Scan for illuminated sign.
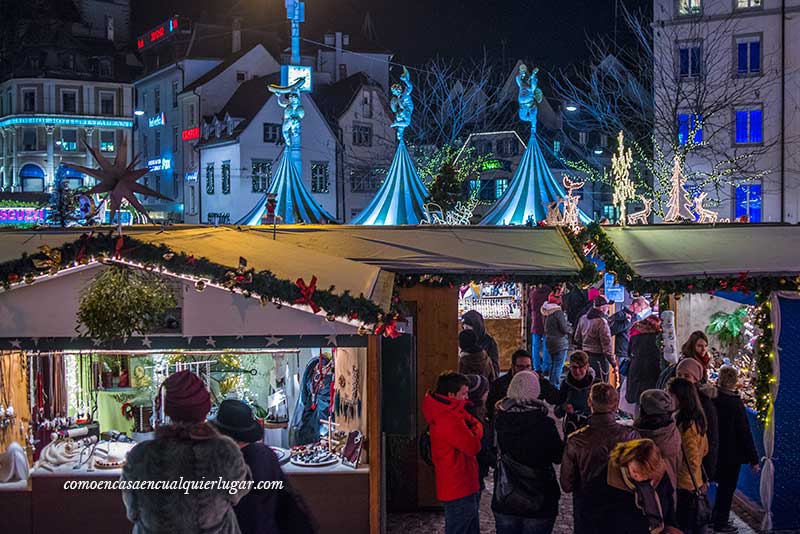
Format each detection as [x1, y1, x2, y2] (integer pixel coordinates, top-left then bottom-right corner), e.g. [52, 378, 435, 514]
[281, 65, 312, 92]
[137, 17, 181, 51]
[185, 172, 198, 182]
[182, 127, 200, 141]
[480, 159, 511, 172]
[0, 115, 132, 129]
[0, 207, 47, 225]
[147, 158, 171, 172]
[148, 112, 166, 128]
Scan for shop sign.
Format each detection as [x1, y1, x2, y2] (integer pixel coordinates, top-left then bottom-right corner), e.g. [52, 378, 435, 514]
[182, 127, 200, 141]
[148, 113, 166, 128]
[137, 17, 179, 50]
[147, 158, 171, 172]
[604, 272, 625, 303]
[185, 172, 198, 182]
[0, 207, 47, 225]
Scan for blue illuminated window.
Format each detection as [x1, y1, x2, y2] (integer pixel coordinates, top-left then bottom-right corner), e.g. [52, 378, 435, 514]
[495, 179, 509, 199]
[737, 37, 761, 74]
[735, 183, 762, 222]
[677, 113, 703, 145]
[61, 129, 77, 151]
[735, 108, 763, 144]
[469, 179, 481, 196]
[678, 43, 702, 77]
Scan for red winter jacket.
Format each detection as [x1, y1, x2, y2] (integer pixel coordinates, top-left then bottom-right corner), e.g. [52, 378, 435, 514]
[422, 392, 484, 502]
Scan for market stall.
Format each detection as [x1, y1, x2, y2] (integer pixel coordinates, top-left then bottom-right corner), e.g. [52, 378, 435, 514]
[0, 228, 392, 534]
[589, 223, 800, 532]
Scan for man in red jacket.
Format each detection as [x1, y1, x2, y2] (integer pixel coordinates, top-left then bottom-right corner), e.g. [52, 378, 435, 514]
[422, 372, 484, 534]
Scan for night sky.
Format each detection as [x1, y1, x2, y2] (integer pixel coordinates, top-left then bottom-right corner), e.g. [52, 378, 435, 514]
[134, 0, 651, 68]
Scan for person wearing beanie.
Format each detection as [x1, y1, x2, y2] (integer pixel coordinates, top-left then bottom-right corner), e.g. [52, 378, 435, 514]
[464, 374, 494, 497]
[122, 371, 252, 534]
[561, 383, 640, 534]
[634, 389, 682, 507]
[493, 371, 563, 533]
[675, 357, 720, 480]
[210, 400, 317, 534]
[712, 367, 759, 534]
[574, 295, 616, 383]
[542, 292, 573, 387]
[458, 329, 497, 382]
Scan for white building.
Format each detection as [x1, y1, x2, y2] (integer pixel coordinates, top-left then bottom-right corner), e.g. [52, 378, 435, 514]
[72, 0, 132, 46]
[653, 0, 800, 222]
[197, 74, 339, 224]
[0, 33, 134, 193]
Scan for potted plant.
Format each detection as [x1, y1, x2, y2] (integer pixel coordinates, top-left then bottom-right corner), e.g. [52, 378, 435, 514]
[705, 306, 750, 360]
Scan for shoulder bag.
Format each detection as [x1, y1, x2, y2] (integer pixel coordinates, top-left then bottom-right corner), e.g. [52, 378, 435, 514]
[491, 433, 555, 517]
[680, 444, 712, 529]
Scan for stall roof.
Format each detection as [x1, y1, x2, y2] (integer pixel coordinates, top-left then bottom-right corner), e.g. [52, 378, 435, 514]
[0, 228, 394, 310]
[602, 225, 800, 279]
[257, 225, 583, 276]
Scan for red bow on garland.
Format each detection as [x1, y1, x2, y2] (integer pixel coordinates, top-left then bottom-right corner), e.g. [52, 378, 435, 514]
[375, 317, 401, 338]
[114, 235, 125, 259]
[294, 276, 321, 314]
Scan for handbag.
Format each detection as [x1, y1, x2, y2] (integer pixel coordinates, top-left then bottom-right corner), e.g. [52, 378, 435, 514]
[491, 440, 555, 517]
[681, 444, 713, 529]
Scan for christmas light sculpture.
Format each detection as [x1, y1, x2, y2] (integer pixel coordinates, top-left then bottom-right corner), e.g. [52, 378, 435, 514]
[663, 156, 695, 223]
[691, 192, 720, 224]
[611, 131, 635, 226]
[627, 197, 653, 225]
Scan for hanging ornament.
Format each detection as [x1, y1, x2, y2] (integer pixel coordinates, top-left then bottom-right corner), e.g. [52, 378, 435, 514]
[195, 280, 207, 292]
[357, 325, 370, 336]
[294, 276, 321, 313]
[31, 245, 63, 275]
[259, 295, 270, 307]
[162, 253, 174, 261]
[24, 273, 36, 285]
[326, 313, 336, 322]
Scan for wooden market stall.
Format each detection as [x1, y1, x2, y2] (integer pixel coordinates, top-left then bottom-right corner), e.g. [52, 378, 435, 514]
[593, 224, 800, 532]
[0, 228, 394, 534]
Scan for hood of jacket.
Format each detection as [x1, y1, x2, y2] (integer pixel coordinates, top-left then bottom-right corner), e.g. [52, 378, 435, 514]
[541, 301, 562, 317]
[494, 398, 549, 434]
[461, 310, 487, 339]
[631, 317, 662, 335]
[586, 307, 607, 321]
[422, 392, 469, 426]
[564, 367, 595, 391]
[699, 383, 719, 400]
[460, 349, 490, 364]
[637, 421, 682, 459]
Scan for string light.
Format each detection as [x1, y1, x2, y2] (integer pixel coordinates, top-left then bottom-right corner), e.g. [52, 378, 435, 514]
[611, 131, 635, 226]
[663, 155, 696, 223]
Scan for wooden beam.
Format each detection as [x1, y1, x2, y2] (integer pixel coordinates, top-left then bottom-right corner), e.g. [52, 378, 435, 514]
[367, 335, 382, 534]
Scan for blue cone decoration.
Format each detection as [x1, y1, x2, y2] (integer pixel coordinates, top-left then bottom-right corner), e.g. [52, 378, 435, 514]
[351, 140, 429, 225]
[237, 149, 334, 225]
[479, 136, 591, 226]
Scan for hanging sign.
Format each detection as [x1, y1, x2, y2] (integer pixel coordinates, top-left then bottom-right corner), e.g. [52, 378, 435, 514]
[604, 272, 625, 303]
[148, 113, 166, 128]
[182, 127, 200, 141]
[0, 207, 47, 225]
[147, 158, 171, 172]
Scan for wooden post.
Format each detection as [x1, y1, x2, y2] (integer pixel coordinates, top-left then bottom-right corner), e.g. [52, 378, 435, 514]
[367, 335, 382, 534]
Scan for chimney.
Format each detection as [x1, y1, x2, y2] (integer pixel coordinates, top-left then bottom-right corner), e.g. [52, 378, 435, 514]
[324, 33, 335, 46]
[335, 32, 343, 81]
[232, 17, 242, 53]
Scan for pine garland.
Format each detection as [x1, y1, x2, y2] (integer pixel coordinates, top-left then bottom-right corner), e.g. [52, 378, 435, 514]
[753, 293, 775, 424]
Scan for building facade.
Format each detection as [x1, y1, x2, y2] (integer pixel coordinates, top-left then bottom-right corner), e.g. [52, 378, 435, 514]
[653, 0, 800, 222]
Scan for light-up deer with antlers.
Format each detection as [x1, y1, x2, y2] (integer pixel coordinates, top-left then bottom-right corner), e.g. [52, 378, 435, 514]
[627, 196, 653, 225]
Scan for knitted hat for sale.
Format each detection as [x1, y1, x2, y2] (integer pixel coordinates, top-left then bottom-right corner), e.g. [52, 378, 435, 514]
[676, 357, 704, 383]
[639, 389, 674, 416]
[159, 370, 211, 423]
[717, 365, 739, 390]
[466, 374, 489, 403]
[507, 371, 540, 402]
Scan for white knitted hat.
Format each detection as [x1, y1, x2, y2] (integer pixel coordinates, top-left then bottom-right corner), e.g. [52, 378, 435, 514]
[507, 371, 541, 402]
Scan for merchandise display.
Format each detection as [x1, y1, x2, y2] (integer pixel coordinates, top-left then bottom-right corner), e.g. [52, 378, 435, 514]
[289, 443, 339, 467]
[0, 442, 29, 482]
[270, 446, 290, 465]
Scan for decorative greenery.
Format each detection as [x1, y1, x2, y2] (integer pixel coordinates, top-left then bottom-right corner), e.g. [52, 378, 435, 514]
[427, 163, 464, 212]
[705, 307, 749, 358]
[77, 266, 176, 343]
[0, 231, 385, 323]
[753, 294, 775, 424]
[0, 200, 44, 208]
[48, 167, 80, 227]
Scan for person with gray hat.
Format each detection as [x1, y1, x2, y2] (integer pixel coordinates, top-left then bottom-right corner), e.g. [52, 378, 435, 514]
[634, 389, 682, 507]
[711, 366, 759, 534]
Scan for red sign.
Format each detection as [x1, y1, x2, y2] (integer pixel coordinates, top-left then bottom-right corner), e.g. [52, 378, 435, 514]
[137, 17, 182, 51]
[182, 127, 200, 141]
[137, 38, 145, 50]
[150, 26, 166, 42]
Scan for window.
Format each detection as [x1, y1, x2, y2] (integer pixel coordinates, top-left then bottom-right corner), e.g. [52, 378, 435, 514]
[22, 128, 36, 151]
[736, 36, 761, 75]
[311, 162, 330, 193]
[553, 140, 561, 155]
[339, 64, 348, 79]
[221, 161, 231, 194]
[469, 179, 481, 197]
[100, 92, 115, 115]
[23, 89, 35, 112]
[352, 124, 372, 146]
[737, 0, 761, 8]
[62, 90, 77, 113]
[20, 164, 44, 192]
[236, 71, 247, 82]
[61, 129, 77, 151]
[735, 183, 762, 222]
[173, 172, 180, 198]
[61, 54, 74, 70]
[206, 163, 215, 194]
[495, 179, 509, 200]
[578, 132, 587, 146]
[142, 134, 148, 159]
[600, 134, 609, 148]
[154, 88, 160, 114]
[735, 108, 763, 144]
[171, 81, 178, 108]
[362, 90, 373, 118]
[155, 131, 161, 155]
[677, 0, 702, 16]
[350, 167, 383, 192]
[154, 174, 161, 196]
[188, 103, 196, 127]
[173, 127, 178, 152]
[602, 204, 617, 223]
[478, 141, 493, 155]
[99, 60, 112, 78]
[678, 42, 702, 78]
[677, 113, 703, 145]
[263, 123, 281, 143]
[98, 131, 114, 153]
[252, 159, 273, 192]
[497, 138, 518, 157]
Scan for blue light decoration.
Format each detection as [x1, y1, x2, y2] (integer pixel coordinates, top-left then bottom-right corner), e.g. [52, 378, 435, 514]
[236, 149, 334, 225]
[479, 64, 590, 226]
[351, 67, 429, 225]
[148, 112, 166, 128]
[0, 115, 133, 129]
[735, 183, 762, 222]
[147, 158, 171, 172]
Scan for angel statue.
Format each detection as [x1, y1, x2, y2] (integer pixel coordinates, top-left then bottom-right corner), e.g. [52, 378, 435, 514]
[268, 77, 306, 148]
[390, 66, 413, 141]
[516, 63, 543, 132]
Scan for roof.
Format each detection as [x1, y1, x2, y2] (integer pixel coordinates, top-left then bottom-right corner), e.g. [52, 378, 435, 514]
[313, 72, 372, 121]
[181, 44, 273, 94]
[301, 32, 392, 55]
[253, 225, 583, 277]
[601, 225, 800, 279]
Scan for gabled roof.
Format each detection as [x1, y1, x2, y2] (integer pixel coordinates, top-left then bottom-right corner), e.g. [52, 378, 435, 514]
[298, 32, 392, 55]
[313, 72, 371, 121]
[181, 44, 275, 94]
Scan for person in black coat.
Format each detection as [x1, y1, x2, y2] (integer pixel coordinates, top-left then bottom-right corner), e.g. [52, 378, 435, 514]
[554, 351, 595, 436]
[462, 310, 501, 377]
[625, 315, 663, 408]
[486, 349, 560, 422]
[465, 374, 495, 494]
[493, 371, 563, 534]
[608, 297, 650, 361]
[712, 366, 760, 534]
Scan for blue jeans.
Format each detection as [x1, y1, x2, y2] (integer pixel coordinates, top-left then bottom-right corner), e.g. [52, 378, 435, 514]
[495, 513, 555, 534]
[548, 349, 568, 388]
[443, 492, 480, 534]
[531, 334, 550, 373]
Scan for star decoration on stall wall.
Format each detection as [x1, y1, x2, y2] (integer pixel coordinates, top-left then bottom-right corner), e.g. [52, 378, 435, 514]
[141, 336, 153, 348]
[64, 137, 172, 224]
[9, 339, 21, 349]
[205, 336, 217, 348]
[325, 334, 338, 346]
[265, 335, 283, 347]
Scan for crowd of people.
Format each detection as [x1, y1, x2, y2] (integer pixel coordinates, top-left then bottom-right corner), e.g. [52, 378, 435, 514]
[425, 284, 760, 534]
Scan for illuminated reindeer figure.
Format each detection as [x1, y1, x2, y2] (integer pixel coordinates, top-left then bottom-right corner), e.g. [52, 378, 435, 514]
[560, 176, 584, 233]
[691, 192, 719, 224]
[627, 196, 653, 225]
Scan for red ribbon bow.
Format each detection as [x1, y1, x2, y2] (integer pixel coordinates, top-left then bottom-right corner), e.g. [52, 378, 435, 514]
[114, 236, 125, 259]
[294, 276, 321, 314]
[375, 317, 401, 339]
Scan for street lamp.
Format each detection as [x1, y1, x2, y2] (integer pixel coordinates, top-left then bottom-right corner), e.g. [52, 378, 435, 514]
[593, 148, 603, 155]
[134, 110, 145, 116]
[565, 104, 578, 112]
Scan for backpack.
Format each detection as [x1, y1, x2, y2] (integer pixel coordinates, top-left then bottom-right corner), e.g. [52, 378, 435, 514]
[419, 426, 434, 466]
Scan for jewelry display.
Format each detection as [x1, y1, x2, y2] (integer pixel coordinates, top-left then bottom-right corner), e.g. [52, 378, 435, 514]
[290, 443, 339, 467]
